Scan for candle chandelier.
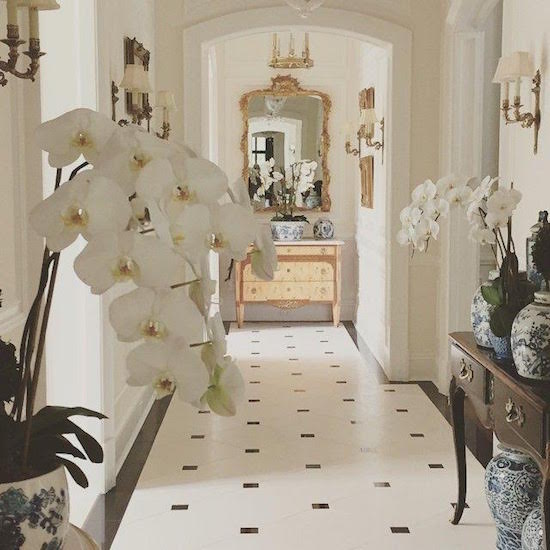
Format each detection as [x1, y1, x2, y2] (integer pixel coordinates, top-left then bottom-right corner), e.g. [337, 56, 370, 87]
[269, 32, 313, 69]
[0, 0, 59, 87]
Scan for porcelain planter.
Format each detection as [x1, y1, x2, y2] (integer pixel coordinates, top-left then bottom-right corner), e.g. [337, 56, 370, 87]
[0, 465, 69, 549]
[485, 446, 542, 550]
[491, 334, 513, 363]
[522, 508, 543, 550]
[511, 291, 550, 381]
[471, 270, 499, 349]
[271, 220, 306, 241]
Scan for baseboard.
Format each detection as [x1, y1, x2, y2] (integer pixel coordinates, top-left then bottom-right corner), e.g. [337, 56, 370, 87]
[115, 386, 155, 474]
[409, 351, 438, 382]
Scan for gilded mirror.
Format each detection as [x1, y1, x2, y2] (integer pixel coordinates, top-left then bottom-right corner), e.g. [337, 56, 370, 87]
[240, 76, 332, 211]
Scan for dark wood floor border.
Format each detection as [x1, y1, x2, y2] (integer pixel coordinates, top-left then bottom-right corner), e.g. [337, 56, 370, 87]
[83, 394, 173, 549]
[344, 321, 492, 467]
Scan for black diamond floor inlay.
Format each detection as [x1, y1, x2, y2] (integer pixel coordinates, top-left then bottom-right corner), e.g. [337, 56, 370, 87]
[247, 421, 260, 425]
[198, 410, 210, 414]
[249, 399, 260, 403]
[384, 389, 396, 393]
[190, 435, 205, 439]
[291, 372, 302, 376]
[250, 365, 261, 368]
[374, 482, 391, 488]
[396, 409, 408, 412]
[429, 464, 444, 469]
[287, 346, 296, 349]
[391, 527, 410, 534]
[324, 351, 334, 355]
[312, 503, 329, 509]
[240, 528, 259, 534]
[336, 380, 347, 384]
[330, 365, 340, 368]
[244, 483, 259, 489]
[343, 398, 355, 402]
[294, 389, 305, 393]
[297, 409, 310, 413]
[306, 464, 321, 469]
[171, 505, 189, 510]
[249, 381, 261, 384]
[301, 434, 315, 438]
[245, 449, 260, 453]
[410, 433, 425, 438]
[182, 465, 198, 471]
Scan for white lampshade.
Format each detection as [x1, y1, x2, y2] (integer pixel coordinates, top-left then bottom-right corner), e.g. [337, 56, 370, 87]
[506, 51, 534, 78]
[360, 108, 378, 126]
[492, 55, 515, 83]
[157, 91, 177, 111]
[17, 0, 60, 9]
[120, 64, 153, 93]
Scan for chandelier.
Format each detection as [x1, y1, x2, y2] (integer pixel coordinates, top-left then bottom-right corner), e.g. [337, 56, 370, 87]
[284, 0, 325, 18]
[0, 0, 60, 87]
[269, 32, 313, 69]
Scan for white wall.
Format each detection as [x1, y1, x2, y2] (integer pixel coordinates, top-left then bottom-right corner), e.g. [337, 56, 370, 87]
[212, 31, 361, 322]
[499, 0, 550, 266]
[355, 45, 390, 369]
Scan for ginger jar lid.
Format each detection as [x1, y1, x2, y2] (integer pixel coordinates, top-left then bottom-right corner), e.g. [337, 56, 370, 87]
[534, 291, 550, 305]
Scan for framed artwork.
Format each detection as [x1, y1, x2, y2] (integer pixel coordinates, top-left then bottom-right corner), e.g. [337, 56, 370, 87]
[360, 155, 374, 208]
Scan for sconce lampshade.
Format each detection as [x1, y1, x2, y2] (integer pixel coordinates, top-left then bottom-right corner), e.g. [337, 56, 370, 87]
[493, 52, 534, 83]
[120, 64, 153, 93]
[157, 91, 177, 111]
[360, 108, 378, 126]
[16, 0, 60, 9]
[493, 56, 514, 83]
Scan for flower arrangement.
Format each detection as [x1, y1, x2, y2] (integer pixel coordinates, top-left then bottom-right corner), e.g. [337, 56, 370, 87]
[271, 159, 318, 222]
[398, 175, 530, 338]
[1, 108, 277, 485]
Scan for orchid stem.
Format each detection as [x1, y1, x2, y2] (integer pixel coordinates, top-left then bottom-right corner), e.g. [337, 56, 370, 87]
[171, 279, 200, 289]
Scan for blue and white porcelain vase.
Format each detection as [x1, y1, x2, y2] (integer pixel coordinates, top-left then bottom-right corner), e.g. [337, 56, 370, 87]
[511, 291, 550, 380]
[313, 218, 335, 240]
[526, 211, 548, 292]
[0, 465, 70, 549]
[491, 334, 513, 363]
[471, 270, 499, 349]
[522, 508, 543, 550]
[485, 446, 542, 550]
[271, 220, 306, 241]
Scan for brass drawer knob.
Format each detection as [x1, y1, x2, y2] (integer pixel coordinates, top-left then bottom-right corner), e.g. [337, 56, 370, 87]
[505, 398, 525, 427]
[251, 288, 257, 294]
[458, 359, 474, 383]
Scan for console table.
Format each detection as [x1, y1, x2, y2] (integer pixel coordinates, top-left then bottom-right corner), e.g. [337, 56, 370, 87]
[449, 332, 550, 548]
[235, 240, 344, 327]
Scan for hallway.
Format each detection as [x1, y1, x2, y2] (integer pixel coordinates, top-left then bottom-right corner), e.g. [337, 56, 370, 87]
[111, 324, 495, 549]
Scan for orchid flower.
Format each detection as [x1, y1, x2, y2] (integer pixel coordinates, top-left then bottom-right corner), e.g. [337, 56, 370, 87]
[209, 203, 257, 261]
[170, 204, 212, 262]
[189, 255, 217, 316]
[109, 287, 204, 344]
[29, 171, 131, 252]
[411, 179, 437, 207]
[127, 340, 209, 403]
[251, 225, 278, 281]
[74, 231, 184, 294]
[201, 360, 245, 417]
[447, 184, 473, 207]
[35, 108, 117, 168]
[469, 226, 496, 246]
[486, 188, 522, 219]
[399, 206, 422, 228]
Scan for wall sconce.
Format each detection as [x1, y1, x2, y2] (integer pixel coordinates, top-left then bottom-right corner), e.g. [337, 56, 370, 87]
[155, 90, 177, 140]
[493, 51, 541, 154]
[344, 111, 385, 163]
[0, 0, 59, 87]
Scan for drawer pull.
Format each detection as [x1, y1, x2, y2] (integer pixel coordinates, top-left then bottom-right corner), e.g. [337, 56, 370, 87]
[505, 398, 525, 427]
[458, 359, 474, 383]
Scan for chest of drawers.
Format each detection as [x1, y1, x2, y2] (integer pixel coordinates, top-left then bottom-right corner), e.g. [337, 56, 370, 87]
[235, 240, 344, 327]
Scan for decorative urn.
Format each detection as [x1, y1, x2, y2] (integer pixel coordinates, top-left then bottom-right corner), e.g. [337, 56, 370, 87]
[485, 446, 542, 550]
[522, 508, 543, 550]
[511, 290, 550, 380]
[313, 218, 335, 240]
[270, 220, 306, 241]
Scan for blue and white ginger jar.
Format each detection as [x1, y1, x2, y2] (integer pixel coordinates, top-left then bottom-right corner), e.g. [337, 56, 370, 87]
[522, 508, 543, 550]
[313, 218, 335, 240]
[485, 446, 542, 550]
[511, 291, 550, 380]
[471, 269, 499, 349]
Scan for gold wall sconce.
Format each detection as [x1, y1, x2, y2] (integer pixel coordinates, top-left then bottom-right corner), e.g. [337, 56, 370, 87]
[493, 51, 541, 154]
[345, 87, 385, 163]
[155, 90, 177, 140]
[0, 0, 59, 87]
[269, 32, 313, 69]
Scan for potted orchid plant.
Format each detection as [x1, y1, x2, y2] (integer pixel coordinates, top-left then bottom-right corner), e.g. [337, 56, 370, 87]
[397, 175, 532, 361]
[0, 108, 277, 548]
[270, 159, 318, 241]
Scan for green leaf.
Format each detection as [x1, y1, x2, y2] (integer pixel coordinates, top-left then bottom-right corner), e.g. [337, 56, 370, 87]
[481, 284, 502, 306]
[57, 457, 89, 488]
[490, 305, 517, 337]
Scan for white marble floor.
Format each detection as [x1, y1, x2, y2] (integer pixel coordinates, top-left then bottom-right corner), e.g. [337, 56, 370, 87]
[112, 323, 496, 549]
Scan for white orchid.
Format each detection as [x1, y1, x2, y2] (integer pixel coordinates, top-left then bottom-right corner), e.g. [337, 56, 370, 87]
[485, 211, 510, 230]
[414, 217, 440, 244]
[397, 226, 415, 246]
[95, 125, 173, 196]
[411, 180, 437, 207]
[29, 171, 131, 252]
[423, 198, 450, 220]
[486, 188, 522, 219]
[251, 225, 278, 281]
[189, 256, 217, 316]
[469, 226, 496, 246]
[209, 203, 257, 261]
[201, 360, 245, 417]
[202, 312, 227, 370]
[170, 204, 212, 262]
[35, 108, 117, 168]
[109, 287, 204, 344]
[127, 340, 209, 403]
[435, 174, 463, 198]
[74, 231, 184, 294]
[399, 205, 422, 228]
[447, 184, 473, 207]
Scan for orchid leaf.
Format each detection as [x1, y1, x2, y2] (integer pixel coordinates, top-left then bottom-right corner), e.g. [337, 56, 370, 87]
[481, 284, 502, 307]
[489, 305, 517, 337]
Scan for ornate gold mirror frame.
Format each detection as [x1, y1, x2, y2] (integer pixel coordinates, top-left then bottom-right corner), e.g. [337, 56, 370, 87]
[240, 75, 332, 211]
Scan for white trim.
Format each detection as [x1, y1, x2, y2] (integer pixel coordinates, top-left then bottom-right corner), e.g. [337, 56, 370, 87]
[184, 6, 411, 380]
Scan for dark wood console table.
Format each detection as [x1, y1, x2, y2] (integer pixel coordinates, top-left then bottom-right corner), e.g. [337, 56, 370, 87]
[449, 332, 550, 548]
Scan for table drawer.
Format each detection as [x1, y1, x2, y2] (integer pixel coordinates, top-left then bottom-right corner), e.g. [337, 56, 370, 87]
[493, 379, 545, 455]
[451, 345, 486, 401]
[243, 261, 334, 283]
[243, 281, 334, 302]
[276, 245, 336, 257]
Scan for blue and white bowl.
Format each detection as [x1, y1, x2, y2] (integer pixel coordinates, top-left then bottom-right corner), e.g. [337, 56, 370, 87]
[313, 218, 335, 240]
[511, 291, 550, 380]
